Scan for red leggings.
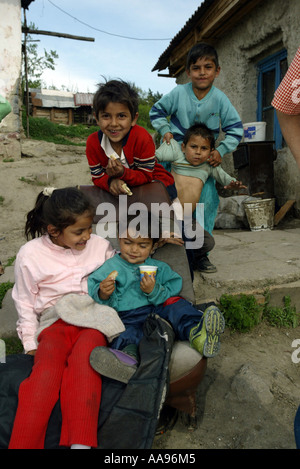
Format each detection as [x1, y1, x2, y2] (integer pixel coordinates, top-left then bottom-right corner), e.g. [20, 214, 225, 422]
[9, 320, 107, 449]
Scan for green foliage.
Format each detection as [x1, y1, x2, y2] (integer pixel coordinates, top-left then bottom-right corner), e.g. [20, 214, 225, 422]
[218, 292, 298, 332]
[137, 102, 154, 133]
[263, 292, 299, 328]
[0, 282, 14, 309]
[218, 293, 262, 332]
[137, 88, 162, 133]
[2, 256, 16, 268]
[23, 22, 59, 89]
[22, 110, 98, 145]
[0, 196, 4, 205]
[118, 82, 161, 133]
[3, 337, 23, 355]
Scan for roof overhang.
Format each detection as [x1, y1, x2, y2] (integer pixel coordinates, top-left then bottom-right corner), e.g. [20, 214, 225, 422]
[21, 0, 35, 10]
[152, 0, 263, 77]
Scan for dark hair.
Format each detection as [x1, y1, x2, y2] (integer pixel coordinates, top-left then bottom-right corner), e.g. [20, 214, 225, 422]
[93, 79, 139, 120]
[183, 123, 215, 149]
[186, 42, 219, 70]
[118, 212, 161, 245]
[25, 187, 95, 240]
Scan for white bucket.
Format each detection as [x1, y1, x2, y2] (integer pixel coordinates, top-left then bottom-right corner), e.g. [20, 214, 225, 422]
[243, 198, 275, 231]
[243, 122, 266, 142]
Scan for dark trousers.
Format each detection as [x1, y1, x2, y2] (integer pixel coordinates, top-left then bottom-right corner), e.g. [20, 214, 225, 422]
[111, 298, 203, 351]
[179, 219, 215, 279]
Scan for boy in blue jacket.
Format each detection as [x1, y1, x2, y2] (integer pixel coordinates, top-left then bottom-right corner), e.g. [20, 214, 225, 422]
[149, 43, 243, 240]
[88, 213, 225, 381]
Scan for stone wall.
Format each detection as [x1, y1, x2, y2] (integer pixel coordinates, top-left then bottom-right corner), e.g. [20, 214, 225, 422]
[0, 0, 22, 160]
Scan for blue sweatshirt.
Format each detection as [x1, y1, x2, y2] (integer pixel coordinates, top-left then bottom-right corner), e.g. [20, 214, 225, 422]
[88, 254, 182, 312]
[150, 83, 243, 157]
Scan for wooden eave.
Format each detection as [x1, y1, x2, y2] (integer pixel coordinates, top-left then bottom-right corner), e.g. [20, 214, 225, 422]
[153, 0, 263, 77]
[21, 0, 35, 10]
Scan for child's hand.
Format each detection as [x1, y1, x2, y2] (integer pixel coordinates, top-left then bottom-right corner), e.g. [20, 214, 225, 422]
[163, 132, 174, 145]
[140, 272, 156, 294]
[109, 178, 130, 196]
[208, 149, 222, 167]
[224, 180, 247, 191]
[99, 275, 116, 300]
[157, 232, 184, 249]
[106, 158, 124, 178]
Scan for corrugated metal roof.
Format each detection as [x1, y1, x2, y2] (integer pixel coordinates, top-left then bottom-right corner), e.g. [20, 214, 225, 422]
[152, 0, 215, 72]
[30, 89, 77, 108]
[74, 93, 94, 106]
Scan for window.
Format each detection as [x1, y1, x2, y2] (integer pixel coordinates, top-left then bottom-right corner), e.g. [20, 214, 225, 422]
[257, 50, 288, 149]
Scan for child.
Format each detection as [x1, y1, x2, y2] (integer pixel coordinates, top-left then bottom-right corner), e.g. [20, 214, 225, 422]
[156, 123, 246, 215]
[156, 123, 246, 273]
[8, 187, 124, 450]
[149, 42, 244, 236]
[87, 213, 225, 382]
[85, 79, 177, 201]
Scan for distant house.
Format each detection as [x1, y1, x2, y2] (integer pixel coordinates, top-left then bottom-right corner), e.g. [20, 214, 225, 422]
[74, 93, 96, 125]
[152, 0, 300, 215]
[29, 90, 96, 126]
[30, 89, 76, 125]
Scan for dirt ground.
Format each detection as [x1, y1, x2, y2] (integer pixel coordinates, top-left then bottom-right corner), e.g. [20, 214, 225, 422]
[1, 142, 299, 450]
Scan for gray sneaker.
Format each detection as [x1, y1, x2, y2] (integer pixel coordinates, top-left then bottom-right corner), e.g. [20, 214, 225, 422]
[90, 347, 137, 383]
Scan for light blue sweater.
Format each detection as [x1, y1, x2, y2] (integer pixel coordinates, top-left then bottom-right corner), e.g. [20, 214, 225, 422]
[149, 83, 243, 156]
[88, 254, 182, 312]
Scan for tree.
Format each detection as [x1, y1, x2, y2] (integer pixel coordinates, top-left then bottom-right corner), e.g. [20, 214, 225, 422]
[22, 22, 59, 90]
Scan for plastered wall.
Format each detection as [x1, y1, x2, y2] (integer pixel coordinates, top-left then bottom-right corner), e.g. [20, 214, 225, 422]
[0, 0, 22, 159]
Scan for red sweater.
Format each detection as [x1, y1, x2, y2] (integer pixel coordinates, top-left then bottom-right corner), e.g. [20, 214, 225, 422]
[86, 125, 175, 193]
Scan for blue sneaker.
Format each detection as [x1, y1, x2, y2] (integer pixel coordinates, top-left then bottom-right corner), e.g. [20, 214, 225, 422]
[189, 305, 225, 358]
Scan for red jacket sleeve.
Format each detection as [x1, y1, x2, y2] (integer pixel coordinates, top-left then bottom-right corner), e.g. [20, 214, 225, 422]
[120, 126, 155, 186]
[86, 132, 111, 191]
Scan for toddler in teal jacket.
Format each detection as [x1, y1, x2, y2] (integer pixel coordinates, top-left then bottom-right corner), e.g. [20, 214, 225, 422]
[88, 213, 225, 382]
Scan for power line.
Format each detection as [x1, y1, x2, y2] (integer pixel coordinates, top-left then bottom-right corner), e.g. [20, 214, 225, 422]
[47, 0, 172, 41]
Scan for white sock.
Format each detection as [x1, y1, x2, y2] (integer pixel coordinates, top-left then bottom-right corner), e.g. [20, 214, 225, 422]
[70, 444, 91, 449]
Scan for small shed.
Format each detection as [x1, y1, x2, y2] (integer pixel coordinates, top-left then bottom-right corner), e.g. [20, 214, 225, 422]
[30, 89, 76, 125]
[74, 93, 96, 125]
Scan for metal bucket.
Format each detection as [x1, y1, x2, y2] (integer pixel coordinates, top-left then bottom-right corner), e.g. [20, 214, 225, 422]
[243, 198, 275, 231]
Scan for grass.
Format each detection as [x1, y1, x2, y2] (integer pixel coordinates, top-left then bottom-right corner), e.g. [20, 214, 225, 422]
[263, 292, 299, 328]
[0, 282, 14, 308]
[218, 293, 262, 332]
[22, 112, 99, 146]
[19, 176, 47, 186]
[218, 291, 299, 332]
[2, 337, 23, 355]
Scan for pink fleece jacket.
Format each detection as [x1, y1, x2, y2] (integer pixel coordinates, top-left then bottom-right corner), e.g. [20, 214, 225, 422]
[12, 234, 115, 353]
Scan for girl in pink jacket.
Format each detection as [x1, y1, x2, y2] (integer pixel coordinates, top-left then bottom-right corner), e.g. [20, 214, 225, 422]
[9, 187, 122, 449]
